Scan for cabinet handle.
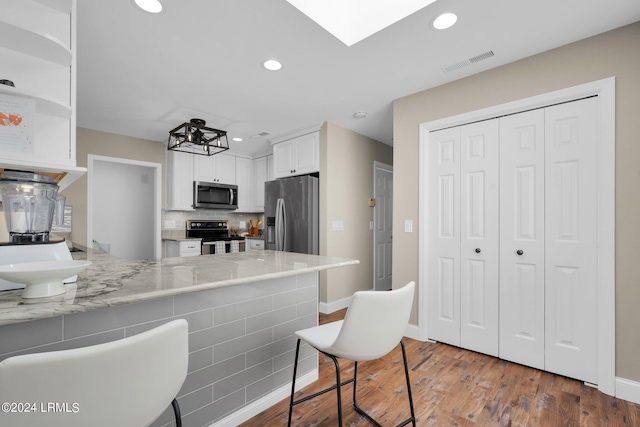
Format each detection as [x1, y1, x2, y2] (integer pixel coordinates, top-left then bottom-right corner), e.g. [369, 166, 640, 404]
[516, 249, 524, 256]
[475, 248, 481, 253]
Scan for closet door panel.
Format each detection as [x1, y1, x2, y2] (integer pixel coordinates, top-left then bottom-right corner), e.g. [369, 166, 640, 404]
[460, 120, 499, 356]
[544, 97, 598, 384]
[499, 109, 545, 369]
[427, 127, 461, 345]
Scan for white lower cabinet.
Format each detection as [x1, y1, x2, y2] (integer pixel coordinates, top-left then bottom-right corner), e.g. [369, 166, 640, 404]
[246, 238, 265, 251]
[427, 97, 599, 384]
[164, 240, 201, 258]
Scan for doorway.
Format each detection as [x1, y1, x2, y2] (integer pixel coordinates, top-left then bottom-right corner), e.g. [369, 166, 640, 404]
[87, 155, 161, 260]
[374, 161, 393, 291]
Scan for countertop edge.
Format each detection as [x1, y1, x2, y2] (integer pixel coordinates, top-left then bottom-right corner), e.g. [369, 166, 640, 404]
[0, 256, 359, 327]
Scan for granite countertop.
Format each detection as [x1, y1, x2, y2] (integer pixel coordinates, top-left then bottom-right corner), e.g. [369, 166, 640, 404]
[0, 250, 358, 326]
[161, 230, 201, 242]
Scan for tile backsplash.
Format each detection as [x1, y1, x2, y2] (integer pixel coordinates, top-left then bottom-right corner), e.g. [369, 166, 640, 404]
[163, 210, 264, 235]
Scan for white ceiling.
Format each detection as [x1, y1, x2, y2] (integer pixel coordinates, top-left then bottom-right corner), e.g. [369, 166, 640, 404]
[76, 0, 640, 156]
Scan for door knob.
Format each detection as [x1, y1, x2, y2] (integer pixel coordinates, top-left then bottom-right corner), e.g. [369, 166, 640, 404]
[516, 249, 524, 256]
[475, 248, 481, 253]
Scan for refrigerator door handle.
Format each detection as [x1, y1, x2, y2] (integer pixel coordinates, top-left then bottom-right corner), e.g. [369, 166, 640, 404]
[276, 198, 285, 251]
[280, 198, 287, 251]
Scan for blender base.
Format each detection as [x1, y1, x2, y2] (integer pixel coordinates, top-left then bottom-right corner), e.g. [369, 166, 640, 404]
[0, 241, 75, 292]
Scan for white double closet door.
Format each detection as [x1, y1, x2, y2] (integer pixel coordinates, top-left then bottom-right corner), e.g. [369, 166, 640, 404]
[427, 97, 598, 384]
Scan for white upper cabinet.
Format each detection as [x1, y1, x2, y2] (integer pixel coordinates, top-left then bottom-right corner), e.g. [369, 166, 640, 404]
[166, 150, 194, 211]
[0, 0, 77, 170]
[235, 157, 253, 212]
[253, 156, 268, 211]
[193, 153, 236, 184]
[272, 132, 319, 178]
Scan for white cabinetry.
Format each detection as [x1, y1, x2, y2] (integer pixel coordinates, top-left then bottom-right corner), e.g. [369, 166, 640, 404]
[165, 240, 201, 258]
[0, 0, 82, 184]
[272, 132, 319, 178]
[166, 151, 194, 211]
[267, 155, 274, 181]
[193, 153, 236, 184]
[246, 238, 265, 251]
[235, 157, 253, 212]
[253, 156, 268, 211]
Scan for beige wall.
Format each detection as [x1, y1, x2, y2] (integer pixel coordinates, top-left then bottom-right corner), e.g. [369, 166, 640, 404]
[62, 127, 166, 247]
[393, 22, 640, 381]
[319, 122, 393, 305]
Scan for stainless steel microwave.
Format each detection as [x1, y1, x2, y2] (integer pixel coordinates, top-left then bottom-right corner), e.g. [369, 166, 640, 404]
[193, 181, 238, 209]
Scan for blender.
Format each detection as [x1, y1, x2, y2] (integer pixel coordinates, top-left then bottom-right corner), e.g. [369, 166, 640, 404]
[0, 170, 75, 291]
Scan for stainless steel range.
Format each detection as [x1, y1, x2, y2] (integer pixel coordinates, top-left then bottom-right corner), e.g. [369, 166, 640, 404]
[186, 220, 245, 254]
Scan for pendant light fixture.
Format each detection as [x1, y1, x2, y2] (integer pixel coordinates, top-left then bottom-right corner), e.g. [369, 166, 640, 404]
[167, 118, 229, 156]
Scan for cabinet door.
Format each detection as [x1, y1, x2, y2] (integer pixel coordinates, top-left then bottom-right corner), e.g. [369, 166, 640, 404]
[215, 154, 237, 184]
[235, 157, 253, 211]
[294, 133, 319, 175]
[254, 157, 267, 211]
[267, 155, 274, 181]
[273, 140, 295, 178]
[193, 155, 215, 182]
[166, 151, 194, 210]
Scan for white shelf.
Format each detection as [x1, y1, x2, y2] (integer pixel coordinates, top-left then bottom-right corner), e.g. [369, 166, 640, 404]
[0, 83, 71, 119]
[0, 18, 71, 66]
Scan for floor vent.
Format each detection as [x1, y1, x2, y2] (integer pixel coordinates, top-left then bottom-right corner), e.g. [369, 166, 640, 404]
[442, 50, 495, 74]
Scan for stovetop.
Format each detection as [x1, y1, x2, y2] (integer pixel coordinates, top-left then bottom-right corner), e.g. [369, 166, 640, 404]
[186, 220, 244, 242]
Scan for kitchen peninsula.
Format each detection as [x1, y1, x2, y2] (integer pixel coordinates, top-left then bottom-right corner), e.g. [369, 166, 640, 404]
[0, 250, 358, 427]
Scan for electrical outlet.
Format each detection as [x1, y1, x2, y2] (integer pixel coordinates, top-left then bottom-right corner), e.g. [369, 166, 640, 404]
[163, 220, 176, 229]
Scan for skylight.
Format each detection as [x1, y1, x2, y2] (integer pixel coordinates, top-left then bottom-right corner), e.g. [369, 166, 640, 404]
[286, 0, 438, 46]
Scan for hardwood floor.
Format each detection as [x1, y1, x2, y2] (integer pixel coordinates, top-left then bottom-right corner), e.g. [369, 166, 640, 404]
[240, 309, 640, 426]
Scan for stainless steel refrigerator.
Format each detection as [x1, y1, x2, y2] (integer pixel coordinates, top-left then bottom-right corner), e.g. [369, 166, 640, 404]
[265, 175, 319, 254]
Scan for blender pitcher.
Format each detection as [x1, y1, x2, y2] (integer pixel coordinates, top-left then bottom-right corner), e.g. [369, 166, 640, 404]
[0, 171, 65, 243]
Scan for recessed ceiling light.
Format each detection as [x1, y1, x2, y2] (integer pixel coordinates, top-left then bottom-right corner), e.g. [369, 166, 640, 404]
[232, 137, 243, 142]
[134, 0, 163, 13]
[263, 59, 283, 71]
[432, 12, 457, 30]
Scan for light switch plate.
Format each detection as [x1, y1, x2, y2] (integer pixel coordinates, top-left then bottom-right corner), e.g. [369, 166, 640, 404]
[404, 220, 413, 233]
[369, 221, 374, 230]
[163, 220, 176, 229]
[332, 221, 344, 231]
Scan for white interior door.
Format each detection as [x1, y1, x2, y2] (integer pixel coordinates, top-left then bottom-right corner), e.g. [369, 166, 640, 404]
[374, 162, 393, 291]
[427, 127, 461, 345]
[459, 120, 499, 356]
[499, 109, 546, 369]
[544, 97, 598, 384]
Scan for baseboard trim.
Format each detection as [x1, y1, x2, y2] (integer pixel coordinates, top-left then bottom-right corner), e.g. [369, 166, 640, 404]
[615, 377, 640, 405]
[211, 369, 318, 427]
[404, 323, 424, 341]
[319, 296, 352, 314]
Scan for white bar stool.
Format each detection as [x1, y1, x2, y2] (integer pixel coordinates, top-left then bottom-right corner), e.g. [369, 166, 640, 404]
[0, 319, 189, 427]
[288, 282, 416, 427]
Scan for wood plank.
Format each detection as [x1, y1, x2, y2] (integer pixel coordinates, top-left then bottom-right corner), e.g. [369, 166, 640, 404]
[240, 309, 640, 427]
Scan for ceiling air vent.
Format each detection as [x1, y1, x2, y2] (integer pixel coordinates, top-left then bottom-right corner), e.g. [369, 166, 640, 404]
[442, 50, 495, 74]
[251, 131, 271, 139]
